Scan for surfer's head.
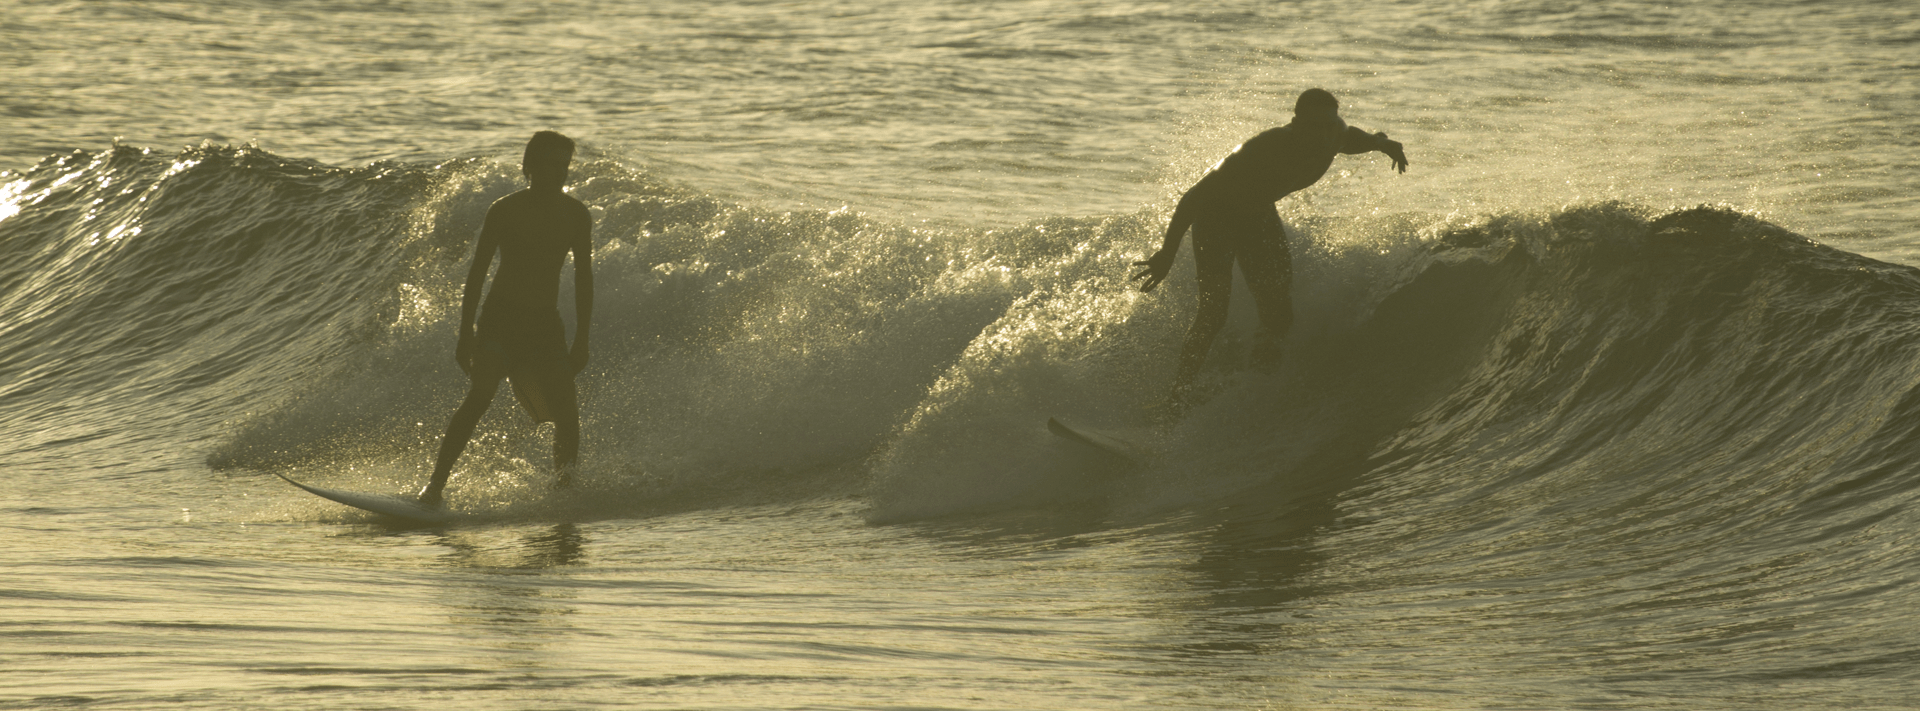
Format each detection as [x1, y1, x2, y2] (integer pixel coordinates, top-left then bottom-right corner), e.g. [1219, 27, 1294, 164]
[1292, 89, 1347, 149]
[523, 130, 575, 190]
[1294, 88, 1340, 118]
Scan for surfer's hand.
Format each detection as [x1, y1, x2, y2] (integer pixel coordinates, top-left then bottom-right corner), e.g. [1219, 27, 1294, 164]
[1131, 249, 1176, 292]
[1376, 133, 1409, 173]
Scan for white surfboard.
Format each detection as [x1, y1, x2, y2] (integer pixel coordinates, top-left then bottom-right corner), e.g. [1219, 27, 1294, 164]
[1047, 417, 1149, 465]
[276, 472, 453, 524]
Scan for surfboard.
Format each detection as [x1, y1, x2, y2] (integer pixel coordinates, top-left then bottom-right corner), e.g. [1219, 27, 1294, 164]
[275, 472, 453, 524]
[1047, 417, 1149, 465]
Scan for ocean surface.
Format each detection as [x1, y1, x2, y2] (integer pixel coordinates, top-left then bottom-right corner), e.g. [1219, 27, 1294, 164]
[4, 0, 1919, 708]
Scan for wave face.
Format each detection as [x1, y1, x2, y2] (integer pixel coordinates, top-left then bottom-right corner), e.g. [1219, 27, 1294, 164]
[7, 146, 1920, 541]
[1, 145, 440, 474]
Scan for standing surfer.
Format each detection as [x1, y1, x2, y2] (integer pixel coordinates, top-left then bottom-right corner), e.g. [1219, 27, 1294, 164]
[419, 131, 594, 508]
[1132, 88, 1408, 411]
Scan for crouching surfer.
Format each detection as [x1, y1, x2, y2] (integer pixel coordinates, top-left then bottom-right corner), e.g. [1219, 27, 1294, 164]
[1131, 88, 1409, 414]
[419, 130, 594, 508]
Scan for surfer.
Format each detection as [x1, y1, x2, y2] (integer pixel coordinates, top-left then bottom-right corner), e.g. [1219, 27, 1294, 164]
[418, 131, 594, 508]
[1131, 88, 1408, 411]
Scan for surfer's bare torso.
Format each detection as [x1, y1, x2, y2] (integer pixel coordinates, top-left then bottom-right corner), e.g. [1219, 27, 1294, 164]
[476, 188, 592, 333]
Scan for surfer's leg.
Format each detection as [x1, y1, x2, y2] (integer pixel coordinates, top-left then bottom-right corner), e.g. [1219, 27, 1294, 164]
[421, 380, 499, 506]
[1239, 211, 1294, 371]
[421, 347, 507, 507]
[546, 374, 581, 488]
[1172, 223, 1236, 399]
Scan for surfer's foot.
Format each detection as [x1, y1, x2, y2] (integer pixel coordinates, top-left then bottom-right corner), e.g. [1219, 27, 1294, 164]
[552, 471, 574, 490]
[416, 484, 445, 510]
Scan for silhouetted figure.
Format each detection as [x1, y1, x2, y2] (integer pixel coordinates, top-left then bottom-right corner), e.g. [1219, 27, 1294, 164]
[1132, 88, 1408, 411]
[419, 131, 594, 507]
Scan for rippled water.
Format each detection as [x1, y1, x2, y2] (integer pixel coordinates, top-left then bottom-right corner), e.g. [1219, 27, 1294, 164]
[9, 1, 1915, 235]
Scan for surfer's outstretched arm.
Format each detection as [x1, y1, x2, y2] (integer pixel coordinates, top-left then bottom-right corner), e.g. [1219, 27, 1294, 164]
[1339, 126, 1409, 173]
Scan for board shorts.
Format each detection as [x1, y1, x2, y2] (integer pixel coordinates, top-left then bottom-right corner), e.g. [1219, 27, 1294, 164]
[474, 307, 570, 424]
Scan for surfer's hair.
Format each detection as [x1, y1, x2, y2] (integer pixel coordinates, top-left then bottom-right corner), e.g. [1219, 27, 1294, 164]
[524, 130, 575, 164]
[1295, 88, 1339, 116]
